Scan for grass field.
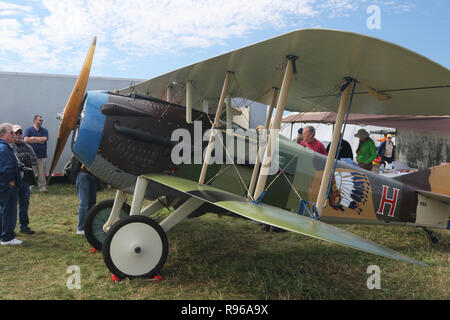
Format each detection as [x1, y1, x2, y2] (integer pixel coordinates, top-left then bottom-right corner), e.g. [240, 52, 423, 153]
[0, 183, 448, 300]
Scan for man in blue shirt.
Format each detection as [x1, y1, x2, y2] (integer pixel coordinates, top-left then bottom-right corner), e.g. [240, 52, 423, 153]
[24, 115, 49, 192]
[0, 123, 22, 245]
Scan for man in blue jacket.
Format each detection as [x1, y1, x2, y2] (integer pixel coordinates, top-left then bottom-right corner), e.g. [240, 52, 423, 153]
[0, 123, 22, 245]
[377, 133, 396, 164]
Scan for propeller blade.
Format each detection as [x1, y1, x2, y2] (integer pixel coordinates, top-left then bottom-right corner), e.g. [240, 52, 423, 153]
[47, 36, 97, 183]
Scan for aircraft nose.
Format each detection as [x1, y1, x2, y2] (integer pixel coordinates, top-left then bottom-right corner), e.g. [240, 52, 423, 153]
[72, 91, 109, 167]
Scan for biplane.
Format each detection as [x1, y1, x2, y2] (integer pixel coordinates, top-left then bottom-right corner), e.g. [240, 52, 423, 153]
[48, 29, 450, 280]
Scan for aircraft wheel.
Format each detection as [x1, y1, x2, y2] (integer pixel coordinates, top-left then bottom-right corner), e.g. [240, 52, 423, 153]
[85, 199, 131, 250]
[102, 215, 168, 280]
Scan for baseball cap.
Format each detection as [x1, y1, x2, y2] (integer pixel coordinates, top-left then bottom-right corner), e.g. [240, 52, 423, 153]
[12, 124, 22, 133]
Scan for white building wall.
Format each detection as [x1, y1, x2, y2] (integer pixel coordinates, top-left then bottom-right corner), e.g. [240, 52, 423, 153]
[0, 72, 142, 176]
[397, 130, 450, 169]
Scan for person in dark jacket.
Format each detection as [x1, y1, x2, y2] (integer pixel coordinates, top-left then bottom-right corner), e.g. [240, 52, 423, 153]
[12, 124, 37, 235]
[377, 133, 395, 163]
[76, 164, 98, 235]
[0, 123, 22, 245]
[293, 127, 304, 144]
[326, 136, 353, 160]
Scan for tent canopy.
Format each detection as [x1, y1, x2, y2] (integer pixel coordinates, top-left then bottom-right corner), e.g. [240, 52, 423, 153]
[282, 112, 450, 134]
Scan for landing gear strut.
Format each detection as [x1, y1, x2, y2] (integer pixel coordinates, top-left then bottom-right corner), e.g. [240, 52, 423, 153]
[100, 175, 205, 280]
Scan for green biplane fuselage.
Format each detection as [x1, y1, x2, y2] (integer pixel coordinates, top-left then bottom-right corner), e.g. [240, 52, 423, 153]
[76, 91, 436, 229]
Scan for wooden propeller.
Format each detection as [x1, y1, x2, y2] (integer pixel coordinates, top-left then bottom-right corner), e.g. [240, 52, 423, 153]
[47, 36, 96, 184]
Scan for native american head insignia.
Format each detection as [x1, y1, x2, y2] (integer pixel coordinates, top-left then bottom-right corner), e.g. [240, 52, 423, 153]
[328, 171, 370, 215]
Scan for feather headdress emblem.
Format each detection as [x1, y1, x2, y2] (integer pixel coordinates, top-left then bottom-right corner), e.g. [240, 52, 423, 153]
[328, 171, 370, 215]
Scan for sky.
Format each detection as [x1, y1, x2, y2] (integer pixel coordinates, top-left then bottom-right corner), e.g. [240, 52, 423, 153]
[0, 0, 448, 80]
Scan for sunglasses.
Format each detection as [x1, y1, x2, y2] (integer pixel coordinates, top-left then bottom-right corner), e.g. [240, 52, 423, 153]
[15, 131, 23, 135]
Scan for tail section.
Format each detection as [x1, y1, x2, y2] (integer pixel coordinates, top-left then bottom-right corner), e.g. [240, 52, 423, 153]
[394, 163, 450, 196]
[428, 163, 450, 196]
[394, 163, 450, 229]
[415, 191, 450, 230]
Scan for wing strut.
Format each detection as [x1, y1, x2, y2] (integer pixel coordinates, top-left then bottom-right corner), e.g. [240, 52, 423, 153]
[253, 56, 296, 201]
[186, 80, 193, 124]
[247, 87, 279, 199]
[316, 78, 355, 217]
[198, 71, 233, 184]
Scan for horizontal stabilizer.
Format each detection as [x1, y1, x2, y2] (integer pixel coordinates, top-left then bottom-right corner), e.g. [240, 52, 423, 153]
[146, 174, 426, 266]
[417, 190, 450, 204]
[394, 163, 450, 197]
[415, 190, 450, 229]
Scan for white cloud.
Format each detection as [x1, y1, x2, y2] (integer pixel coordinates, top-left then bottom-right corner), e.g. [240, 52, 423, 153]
[372, 0, 416, 13]
[0, 0, 414, 74]
[0, 1, 32, 12]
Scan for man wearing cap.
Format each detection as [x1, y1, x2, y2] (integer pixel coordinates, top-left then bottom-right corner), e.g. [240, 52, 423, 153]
[0, 123, 22, 245]
[354, 128, 377, 171]
[377, 133, 395, 164]
[293, 128, 304, 144]
[12, 124, 37, 235]
[24, 115, 48, 192]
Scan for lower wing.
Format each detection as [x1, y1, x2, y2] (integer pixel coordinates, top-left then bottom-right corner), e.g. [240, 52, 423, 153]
[145, 173, 426, 266]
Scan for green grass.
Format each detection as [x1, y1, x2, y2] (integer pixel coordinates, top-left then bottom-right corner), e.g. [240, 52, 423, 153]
[0, 183, 448, 300]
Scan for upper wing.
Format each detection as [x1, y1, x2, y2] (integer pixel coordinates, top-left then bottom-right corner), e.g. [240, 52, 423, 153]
[146, 173, 426, 266]
[119, 29, 450, 116]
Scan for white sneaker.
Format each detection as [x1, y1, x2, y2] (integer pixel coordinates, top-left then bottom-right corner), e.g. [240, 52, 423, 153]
[1, 238, 23, 246]
[76, 230, 85, 235]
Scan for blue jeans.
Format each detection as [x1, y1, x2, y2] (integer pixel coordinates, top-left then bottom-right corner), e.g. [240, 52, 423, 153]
[0, 186, 18, 242]
[76, 171, 98, 231]
[18, 180, 30, 230]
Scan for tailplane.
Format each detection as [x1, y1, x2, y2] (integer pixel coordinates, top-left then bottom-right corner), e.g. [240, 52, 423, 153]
[415, 190, 450, 230]
[394, 163, 450, 230]
[394, 163, 450, 196]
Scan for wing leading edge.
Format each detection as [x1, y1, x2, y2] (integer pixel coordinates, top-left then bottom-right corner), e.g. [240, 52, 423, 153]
[145, 173, 426, 266]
